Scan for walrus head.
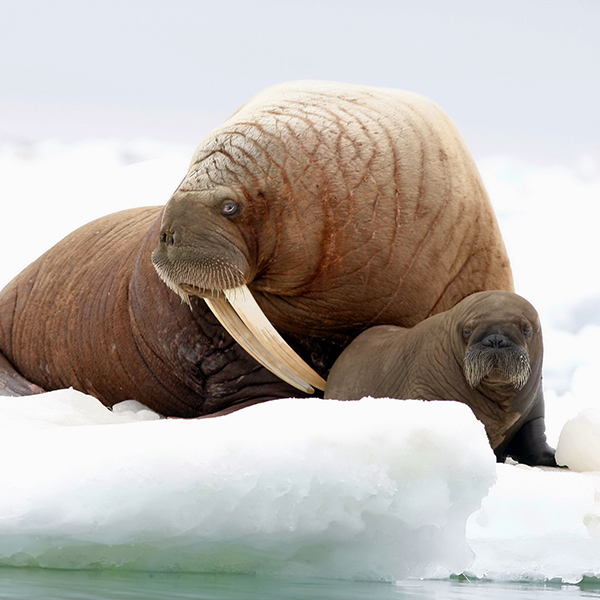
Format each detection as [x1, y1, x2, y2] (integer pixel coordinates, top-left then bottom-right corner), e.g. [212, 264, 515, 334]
[151, 185, 252, 301]
[458, 291, 541, 395]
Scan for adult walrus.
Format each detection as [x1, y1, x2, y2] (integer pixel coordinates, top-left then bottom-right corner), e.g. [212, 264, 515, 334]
[325, 291, 556, 466]
[0, 81, 514, 416]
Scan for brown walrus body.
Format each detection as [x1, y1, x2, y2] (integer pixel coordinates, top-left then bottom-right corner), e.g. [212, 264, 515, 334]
[0, 208, 290, 415]
[0, 82, 513, 416]
[325, 291, 556, 466]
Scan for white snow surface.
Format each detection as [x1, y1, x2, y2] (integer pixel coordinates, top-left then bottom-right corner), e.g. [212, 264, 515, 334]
[0, 394, 494, 580]
[1, 140, 600, 582]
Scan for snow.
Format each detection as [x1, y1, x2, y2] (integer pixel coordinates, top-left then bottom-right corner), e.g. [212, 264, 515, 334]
[1, 140, 600, 583]
[557, 409, 600, 472]
[466, 464, 600, 583]
[0, 395, 494, 579]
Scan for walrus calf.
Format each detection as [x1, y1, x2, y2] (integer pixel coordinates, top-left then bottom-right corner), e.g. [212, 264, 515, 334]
[325, 291, 556, 466]
[0, 82, 513, 416]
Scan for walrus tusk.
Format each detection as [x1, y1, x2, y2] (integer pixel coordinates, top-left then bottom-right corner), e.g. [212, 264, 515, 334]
[204, 285, 326, 393]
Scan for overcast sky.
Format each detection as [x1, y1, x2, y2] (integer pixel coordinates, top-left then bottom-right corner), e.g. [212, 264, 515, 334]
[1, 0, 599, 162]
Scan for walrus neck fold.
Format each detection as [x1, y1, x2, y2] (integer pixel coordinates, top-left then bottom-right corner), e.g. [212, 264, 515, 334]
[476, 379, 525, 409]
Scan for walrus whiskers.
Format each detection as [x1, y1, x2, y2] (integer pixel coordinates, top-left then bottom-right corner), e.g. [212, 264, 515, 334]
[152, 254, 246, 301]
[464, 346, 531, 390]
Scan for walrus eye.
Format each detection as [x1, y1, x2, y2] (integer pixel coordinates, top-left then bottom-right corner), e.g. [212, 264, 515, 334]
[221, 200, 241, 217]
[463, 328, 472, 340]
[522, 326, 532, 339]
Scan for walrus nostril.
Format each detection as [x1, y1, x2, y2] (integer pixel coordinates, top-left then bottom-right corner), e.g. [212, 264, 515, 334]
[482, 334, 511, 348]
[160, 230, 175, 245]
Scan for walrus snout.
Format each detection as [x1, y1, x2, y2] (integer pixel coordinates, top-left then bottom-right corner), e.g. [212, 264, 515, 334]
[481, 333, 512, 348]
[151, 244, 247, 301]
[463, 343, 531, 390]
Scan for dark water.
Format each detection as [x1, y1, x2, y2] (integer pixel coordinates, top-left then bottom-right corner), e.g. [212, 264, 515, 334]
[1, 569, 600, 600]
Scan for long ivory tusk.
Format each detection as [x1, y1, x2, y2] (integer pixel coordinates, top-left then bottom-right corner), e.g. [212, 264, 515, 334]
[204, 285, 326, 393]
[224, 286, 326, 390]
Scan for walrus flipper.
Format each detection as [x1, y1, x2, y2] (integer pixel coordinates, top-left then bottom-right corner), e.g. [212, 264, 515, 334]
[0, 352, 45, 397]
[498, 416, 557, 467]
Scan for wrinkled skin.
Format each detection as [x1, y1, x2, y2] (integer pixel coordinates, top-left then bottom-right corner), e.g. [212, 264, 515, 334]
[325, 291, 556, 466]
[0, 82, 514, 416]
